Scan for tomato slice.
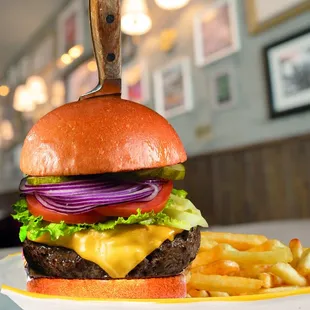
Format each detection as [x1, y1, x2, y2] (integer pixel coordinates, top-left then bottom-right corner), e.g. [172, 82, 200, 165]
[95, 180, 173, 217]
[26, 195, 106, 224]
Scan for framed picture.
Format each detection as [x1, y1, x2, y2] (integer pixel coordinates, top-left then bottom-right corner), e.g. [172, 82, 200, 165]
[193, 0, 241, 67]
[122, 60, 150, 104]
[57, 0, 85, 56]
[66, 58, 98, 102]
[210, 66, 236, 110]
[264, 27, 310, 119]
[153, 57, 194, 119]
[245, 0, 310, 35]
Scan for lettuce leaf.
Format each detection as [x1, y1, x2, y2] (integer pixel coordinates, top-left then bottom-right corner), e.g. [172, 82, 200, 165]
[12, 189, 208, 242]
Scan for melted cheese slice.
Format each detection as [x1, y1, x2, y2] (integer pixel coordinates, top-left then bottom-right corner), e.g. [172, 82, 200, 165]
[32, 225, 182, 278]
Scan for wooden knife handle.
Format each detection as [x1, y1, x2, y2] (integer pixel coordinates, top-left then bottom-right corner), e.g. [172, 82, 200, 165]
[80, 0, 121, 100]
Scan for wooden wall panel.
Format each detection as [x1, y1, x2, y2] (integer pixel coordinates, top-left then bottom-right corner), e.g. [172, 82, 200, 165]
[244, 149, 268, 223]
[177, 157, 214, 223]
[261, 145, 287, 221]
[182, 134, 310, 225]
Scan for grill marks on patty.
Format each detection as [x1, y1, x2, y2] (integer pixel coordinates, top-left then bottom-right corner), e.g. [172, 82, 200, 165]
[23, 227, 200, 279]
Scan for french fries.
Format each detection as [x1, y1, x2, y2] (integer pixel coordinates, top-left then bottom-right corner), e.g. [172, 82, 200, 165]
[239, 264, 271, 278]
[187, 288, 209, 297]
[289, 238, 303, 267]
[218, 244, 292, 265]
[259, 273, 273, 288]
[190, 274, 263, 295]
[191, 260, 240, 276]
[199, 238, 218, 251]
[200, 231, 267, 251]
[248, 239, 286, 252]
[296, 248, 310, 276]
[270, 263, 307, 286]
[186, 231, 310, 298]
[209, 291, 230, 297]
[258, 286, 301, 294]
[192, 243, 292, 268]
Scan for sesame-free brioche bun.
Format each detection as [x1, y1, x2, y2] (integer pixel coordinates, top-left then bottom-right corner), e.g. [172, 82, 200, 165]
[20, 96, 187, 176]
[26, 275, 187, 299]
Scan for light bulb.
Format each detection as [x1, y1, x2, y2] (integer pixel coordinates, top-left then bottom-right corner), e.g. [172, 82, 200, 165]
[13, 85, 35, 112]
[68, 45, 84, 59]
[155, 0, 190, 10]
[26, 76, 48, 105]
[121, 0, 152, 36]
[0, 85, 10, 97]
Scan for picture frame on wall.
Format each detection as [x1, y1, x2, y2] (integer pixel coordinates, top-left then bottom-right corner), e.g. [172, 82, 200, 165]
[264, 27, 310, 119]
[122, 60, 150, 104]
[57, 0, 85, 57]
[66, 58, 98, 102]
[153, 57, 194, 119]
[210, 66, 236, 110]
[193, 0, 241, 67]
[245, 0, 310, 35]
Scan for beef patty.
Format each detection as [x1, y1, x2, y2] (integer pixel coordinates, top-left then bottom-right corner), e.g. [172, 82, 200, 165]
[23, 227, 200, 279]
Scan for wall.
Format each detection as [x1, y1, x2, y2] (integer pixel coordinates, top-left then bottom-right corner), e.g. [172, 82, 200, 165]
[131, 0, 310, 157]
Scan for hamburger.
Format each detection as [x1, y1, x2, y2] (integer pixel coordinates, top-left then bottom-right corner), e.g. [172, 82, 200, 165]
[12, 97, 208, 299]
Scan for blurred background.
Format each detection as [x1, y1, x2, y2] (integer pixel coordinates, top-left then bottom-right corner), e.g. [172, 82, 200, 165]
[0, 0, 310, 250]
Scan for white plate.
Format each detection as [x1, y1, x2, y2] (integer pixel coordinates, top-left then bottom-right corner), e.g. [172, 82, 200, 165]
[1, 253, 310, 310]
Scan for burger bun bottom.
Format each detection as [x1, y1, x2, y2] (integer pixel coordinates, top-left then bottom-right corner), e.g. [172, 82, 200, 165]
[26, 274, 187, 299]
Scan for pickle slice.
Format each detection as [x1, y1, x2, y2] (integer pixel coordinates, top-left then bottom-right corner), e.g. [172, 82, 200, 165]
[27, 164, 186, 185]
[136, 164, 185, 180]
[27, 176, 74, 185]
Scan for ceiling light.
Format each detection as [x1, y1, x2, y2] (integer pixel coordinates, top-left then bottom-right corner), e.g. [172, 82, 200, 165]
[0, 120, 14, 141]
[26, 76, 48, 105]
[68, 45, 84, 59]
[60, 53, 73, 65]
[0, 85, 10, 97]
[13, 85, 35, 112]
[155, 0, 190, 10]
[51, 80, 65, 107]
[121, 0, 152, 36]
[87, 60, 97, 72]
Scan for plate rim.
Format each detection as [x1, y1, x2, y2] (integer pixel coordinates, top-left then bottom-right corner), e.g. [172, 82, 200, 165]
[2, 252, 310, 304]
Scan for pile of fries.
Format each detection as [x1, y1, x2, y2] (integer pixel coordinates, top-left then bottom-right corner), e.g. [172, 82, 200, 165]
[186, 231, 310, 298]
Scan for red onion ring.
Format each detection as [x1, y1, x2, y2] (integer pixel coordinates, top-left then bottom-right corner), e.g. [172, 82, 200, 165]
[19, 177, 164, 214]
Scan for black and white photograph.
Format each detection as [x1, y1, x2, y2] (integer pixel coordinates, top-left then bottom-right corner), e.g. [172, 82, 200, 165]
[264, 28, 310, 118]
[279, 48, 310, 97]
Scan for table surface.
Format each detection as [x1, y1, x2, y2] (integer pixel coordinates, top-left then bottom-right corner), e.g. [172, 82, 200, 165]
[1, 219, 309, 310]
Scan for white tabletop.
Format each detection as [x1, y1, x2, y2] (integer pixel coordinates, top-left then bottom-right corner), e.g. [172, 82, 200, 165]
[0, 247, 21, 260]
